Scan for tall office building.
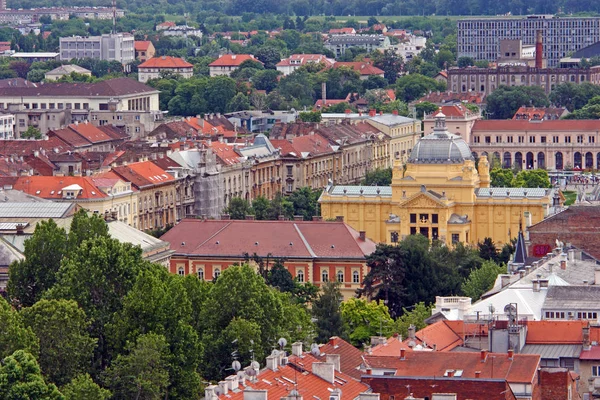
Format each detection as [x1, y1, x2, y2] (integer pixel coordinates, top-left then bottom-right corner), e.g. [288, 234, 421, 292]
[457, 15, 600, 67]
[59, 33, 135, 65]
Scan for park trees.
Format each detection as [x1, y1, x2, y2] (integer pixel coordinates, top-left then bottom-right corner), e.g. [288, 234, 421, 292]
[312, 282, 345, 343]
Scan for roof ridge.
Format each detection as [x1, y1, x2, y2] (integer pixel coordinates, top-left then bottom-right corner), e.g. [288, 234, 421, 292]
[293, 223, 317, 258]
[194, 220, 232, 252]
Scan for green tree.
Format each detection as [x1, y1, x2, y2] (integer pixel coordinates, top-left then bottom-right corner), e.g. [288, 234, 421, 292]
[478, 237, 499, 263]
[0, 297, 39, 360]
[289, 187, 321, 220]
[61, 374, 111, 400]
[393, 302, 432, 338]
[251, 196, 271, 220]
[267, 192, 294, 220]
[255, 46, 281, 69]
[340, 298, 393, 346]
[415, 101, 438, 118]
[8, 218, 68, 307]
[103, 333, 170, 400]
[486, 85, 549, 119]
[461, 260, 505, 301]
[21, 125, 43, 139]
[513, 169, 551, 188]
[361, 168, 392, 186]
[298, 110, 322, 122]
[0, 350, 64, 400]
[395, 74, 445, 103]
[67, 209, 109, 254]
[22, 300, 96, 387]
[227, 92, 250, 112]
[490, 168, 514, 187]
[204, 76, 237, 113]
[312, 282, 344, 343]
[373, 49, 403, 84]
[224, 197, 253, 219]
[457, 56, 475, 68]
[267, 261, 295, 292]
[253, 69, 280, 92]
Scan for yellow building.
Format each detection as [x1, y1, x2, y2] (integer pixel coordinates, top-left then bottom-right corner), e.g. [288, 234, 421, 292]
[319, 112, 558, 246]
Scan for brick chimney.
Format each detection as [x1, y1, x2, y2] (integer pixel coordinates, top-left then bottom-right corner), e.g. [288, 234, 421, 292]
[508, 349, 514, 359]
[369, 109, 376, 117]
[335, 216, 344, 222]
[535, 30, 543, 69]
[400, 348, 406, 360]
[245, 215, 255, 220]
[392, 110, 398, 115]
[293, 215, 303, 221]
[312, 216, 323, 221]
[584, 325, 591, 350]
[329, 336, 339, 347]
[359, 231, 366, 241]
[480, 349, 488, 362]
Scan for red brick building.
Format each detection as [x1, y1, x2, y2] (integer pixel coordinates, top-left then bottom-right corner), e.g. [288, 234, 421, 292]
[527, 206, 600, 259]
[160, 218, 376, 299]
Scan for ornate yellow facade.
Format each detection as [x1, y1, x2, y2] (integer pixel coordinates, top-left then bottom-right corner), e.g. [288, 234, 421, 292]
[319, 113, 557, 246]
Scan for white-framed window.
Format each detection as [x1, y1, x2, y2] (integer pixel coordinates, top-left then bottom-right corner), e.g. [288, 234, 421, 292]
[322, 270, 329, 282]
[337, 270, 344, 282]
[214, 268, 221, 279]
[197, 269, 204, 281]
[353, 270, 360, 283]
[178, 267, 185, 276]
[593, 365, 600, 377]
[297, 269, 304, 283]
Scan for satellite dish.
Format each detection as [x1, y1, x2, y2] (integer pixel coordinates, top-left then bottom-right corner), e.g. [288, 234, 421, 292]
[232, 360, 241, 371]
[246, 368, 257, 377]
[504, 304, 517, 316]
[271, 349, 279, 356]
[310, 343, 320, 357]
[278, 337, 288, 348]
[251, 361, 260, 370]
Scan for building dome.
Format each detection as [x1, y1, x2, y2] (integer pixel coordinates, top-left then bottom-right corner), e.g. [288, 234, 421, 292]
[408, 111, 474, 164]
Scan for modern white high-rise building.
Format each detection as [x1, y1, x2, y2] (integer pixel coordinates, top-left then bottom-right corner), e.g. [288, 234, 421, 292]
[59, 33, 135, 65]
[457, 15, 600, 67]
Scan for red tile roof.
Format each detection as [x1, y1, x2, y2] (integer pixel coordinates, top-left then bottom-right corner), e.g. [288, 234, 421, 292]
[13, 176, 111, 199]
[139, 56, 193, 69]
[271, 133, 334, 158]
[525, 320, 588, 344]
[209, 54, 261, 67]
[580, 346, 600, 360]
[157, 21, 176, 28]
[317, 337, 365, 380]
[203, 141, 241, 166]
[276, 54, 334, 67]
[334, 62, 384, 76]
[329, 28, 356, 35]
[109, 160, 175, 189]
[218, 353, 368, 400]
[0, 78, 158, 97]
[364, 351, 540, 384]
[472, 119, 600, 132]
[314, 99, 347, 109]
[134, 40, 152, 51]
[370, 336, 413, 356]
[161, 219, 376, 259]
[0, 137, 71, 156]
[512, 106, 568, 120]
[405, 320, 464, 351]
[416, 91, 484, 105]
[68, 123, 114, 143]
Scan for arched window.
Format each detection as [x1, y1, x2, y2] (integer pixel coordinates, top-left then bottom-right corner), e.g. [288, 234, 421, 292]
[297, 269, 304, 283]
[178, 267, 185, 276]
[337, 270, 344, 283]
[353, 270, 360, 283]
[197, 269, 204, 281]
[214, 268, 221, 279]
[322, 270, 329, 283]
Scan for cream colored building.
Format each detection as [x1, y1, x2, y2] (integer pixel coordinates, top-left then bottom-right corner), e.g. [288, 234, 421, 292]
[319, 112, 558, 247]
[44, 64, 92, 81]
[423, 104, 481, 143]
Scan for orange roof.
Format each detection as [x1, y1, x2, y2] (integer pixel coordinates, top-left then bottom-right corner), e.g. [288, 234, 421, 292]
[13, 176, 112, 199]
[317, 336, 365, 380]
[314, 99, 347, 109]
[472, 119, 600, 132]
[435, 105, 470, 118]
[217, 353, 368, 400]
[209, 54, 261, 67]
[334, 61, 384, 76]
[203, 141, 241, 166]
[329, 28, 356, 34]
[157, 21, 176, 28]
[271, 133, 334, 158]
[110, 160, 175, 189]
[525, 320, 588, 344]
[68, 123, 113, 143]
[134, 40, 152, 51]
[364, 351, 540, 384]
[276, 54, 333, 67]
[139, 56, 193, 69]
[370, 336, 413, 356]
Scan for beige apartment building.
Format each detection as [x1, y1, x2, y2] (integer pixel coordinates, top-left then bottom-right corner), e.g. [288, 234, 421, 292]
[423, 104, 481, 143]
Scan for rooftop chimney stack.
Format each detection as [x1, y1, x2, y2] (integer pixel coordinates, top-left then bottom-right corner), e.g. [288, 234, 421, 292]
[535, 30, 543, 69]
[322, 82, 327, 105]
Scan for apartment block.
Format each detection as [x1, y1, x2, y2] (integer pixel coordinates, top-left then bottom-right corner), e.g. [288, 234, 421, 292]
[59, 33, 135, 65]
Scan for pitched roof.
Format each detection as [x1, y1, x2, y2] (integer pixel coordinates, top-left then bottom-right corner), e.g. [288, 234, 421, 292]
[416, 91, 484, 105]
[276, 54, 334, 67]
[512, 106, 568, 120]
[203, 141, 241, 165]
[217, 353, 368, 400]
[364, 351, 540, 384]
[13, 176, 110, 199]
[472, 119, 600, 132]
[0, 78, 158, 97]
[334, 61, 384, 76]
[160, 219, 376, 259]
[109, 160, 175, 189]
[0, 137, 72, 156]
[271, 133, 335, 158]
[406, 320, 464, 351]
[370, 336, 413, 356]
[138, 56, 193, 69]
[317, 337, 365, 380]
[45, 64, 91, 75]
[134, 40, 152, 51]
[209, 54, 261, 67]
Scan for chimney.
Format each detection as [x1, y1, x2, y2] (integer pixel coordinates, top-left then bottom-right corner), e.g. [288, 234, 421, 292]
[245, 215, 255, 220]
[400, 348, 406, 360]
[447, 370, 455, 377]
[560, 259, 567, 270]
[293, 215, 303, 221]
[369, 109, 376, 117]
[266, 355, 278, 371]
[205, 385, 218, 399]
[535, 30, 543, 68]
[221, 214, 231, 220]
[227, 375, 239, 391]
[508, 349, 514, 359]
[292, 342, 303, 356]
[329, 336, 339, 347]
[532, 280, 540, 292]
[218, 381, 229, 395]
[322, 81, 327, 105]
[312, 216, 323, 221]
[278, 214, 286, 221]
[15, 224, 25, 235]
[584, 326, 591, 350]
[501, 275, 511, 288]
[359, 231, 366, 241]
[392, 110, 398, 115]
[568, 249, 575, 262]
[243, 389, 268, 400]
[408, 324, 416, 340]
[326, 354, 341, 372]
[366, 368, 372, 375]
[475, 371, 481, 378]
[312, 362, 335, 383]
[335, 216, 344, 222]
[480, 349, 488, 362]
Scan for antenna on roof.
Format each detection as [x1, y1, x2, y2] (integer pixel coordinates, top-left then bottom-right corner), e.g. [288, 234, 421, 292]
[112, 0, 116, 34]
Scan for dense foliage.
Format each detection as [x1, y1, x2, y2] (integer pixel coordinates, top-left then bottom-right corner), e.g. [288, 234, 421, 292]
[490, 168, 552, 188]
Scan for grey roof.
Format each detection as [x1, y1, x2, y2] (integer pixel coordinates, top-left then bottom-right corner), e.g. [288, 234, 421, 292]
[327, 34, 386, 45]
[543, 285, 600, 310]
[521, 344, 582, 360]
[369, 114, 418, 126]
[0, 222, 29, 231]
[0, 203, 75, 218]
[474, 187, 551, 199]
[327, 185, 392, 197]
[408, 114, 473, 164]
[45, 64, 91, 75]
